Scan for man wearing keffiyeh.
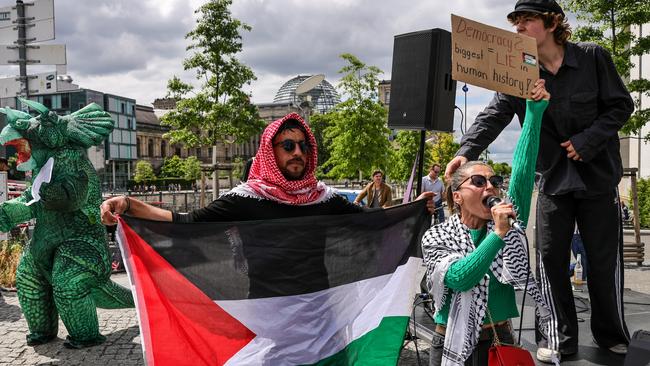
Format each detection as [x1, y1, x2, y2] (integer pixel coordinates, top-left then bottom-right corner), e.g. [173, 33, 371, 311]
[100, 112, 434, 228]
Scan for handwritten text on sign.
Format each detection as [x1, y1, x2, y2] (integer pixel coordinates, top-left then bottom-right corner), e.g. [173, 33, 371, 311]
[451, 14, 539, 98]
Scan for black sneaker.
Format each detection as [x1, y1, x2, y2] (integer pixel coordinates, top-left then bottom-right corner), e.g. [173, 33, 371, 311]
[26, 334, 56, 346]
[63, 335, 106, 349]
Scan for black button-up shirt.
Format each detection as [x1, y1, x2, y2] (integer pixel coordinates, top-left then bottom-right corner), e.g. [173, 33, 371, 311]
[457, 42, 634, 195]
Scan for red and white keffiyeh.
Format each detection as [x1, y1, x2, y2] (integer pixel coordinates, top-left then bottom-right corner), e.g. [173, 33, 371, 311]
[229, 113, 334, 205]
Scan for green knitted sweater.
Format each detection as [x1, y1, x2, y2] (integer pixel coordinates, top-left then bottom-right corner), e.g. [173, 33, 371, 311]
[435, 99, 548, 325]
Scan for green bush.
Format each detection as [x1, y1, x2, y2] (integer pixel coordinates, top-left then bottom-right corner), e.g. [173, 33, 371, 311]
[0, 239, 24, 288]
[632, 178, 650, 228]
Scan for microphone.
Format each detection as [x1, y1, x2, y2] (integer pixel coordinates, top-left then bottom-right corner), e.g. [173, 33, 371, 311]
[485, 196, 524, 233]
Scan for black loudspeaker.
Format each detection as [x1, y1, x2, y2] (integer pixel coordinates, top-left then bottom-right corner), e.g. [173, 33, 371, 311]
[388, 29, 456, 132]
[625, 329, 650, 366]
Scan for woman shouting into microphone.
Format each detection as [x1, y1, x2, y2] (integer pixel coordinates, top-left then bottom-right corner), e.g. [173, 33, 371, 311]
[422, 80, 557, 366]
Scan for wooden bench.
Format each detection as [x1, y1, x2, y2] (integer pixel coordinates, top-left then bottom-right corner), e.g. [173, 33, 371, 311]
[624, 242, 645, 266]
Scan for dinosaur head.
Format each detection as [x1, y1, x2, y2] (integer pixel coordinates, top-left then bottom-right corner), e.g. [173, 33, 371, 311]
[0, 99, 113, 172]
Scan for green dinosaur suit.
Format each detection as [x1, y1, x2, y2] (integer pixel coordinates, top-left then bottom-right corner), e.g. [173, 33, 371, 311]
[0, 99, 134, 349]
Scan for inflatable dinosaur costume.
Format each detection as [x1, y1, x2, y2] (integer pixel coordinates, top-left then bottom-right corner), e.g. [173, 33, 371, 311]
[0, 99, 134, 349]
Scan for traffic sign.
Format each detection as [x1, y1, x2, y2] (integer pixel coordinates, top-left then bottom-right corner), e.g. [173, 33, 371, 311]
[0, 0, 54, 44]
[0, 76, 21, 96]
[0, 43, 65, 64]
[0, 71, 59, 96]
[28, 70, 57, 93]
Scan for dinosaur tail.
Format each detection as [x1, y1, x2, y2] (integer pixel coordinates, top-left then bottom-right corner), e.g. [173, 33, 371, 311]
[91, 280, 135, 309]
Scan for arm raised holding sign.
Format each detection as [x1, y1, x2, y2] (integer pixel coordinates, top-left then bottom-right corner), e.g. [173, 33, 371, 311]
[445, 79, 545, 180]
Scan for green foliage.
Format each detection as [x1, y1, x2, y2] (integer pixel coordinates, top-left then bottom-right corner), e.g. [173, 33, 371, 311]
[561, 0, 650, 136]
[161, 0, 265, 150]
[133, 160, 156, 184]
[231, 156, 246, 182]
[487, 161, 512, 177]
[389, 131, 432, 181]
[633, 178, 650, 228]
[309, 112, 334, 178]
[430, 133, 461, 176]
[159, 155, 202, 181]
[0, 239, 24, 288]
[160, 155, 185, 178]
[183, 156, 202, 181]
[322, 54, 393, 179]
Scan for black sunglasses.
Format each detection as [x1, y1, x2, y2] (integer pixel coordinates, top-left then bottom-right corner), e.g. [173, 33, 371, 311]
[273, 139, 310, 153]
[455, 174, 503, 190]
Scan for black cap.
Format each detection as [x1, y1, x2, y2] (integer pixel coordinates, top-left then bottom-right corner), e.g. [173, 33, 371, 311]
[507, 0, 565, 20]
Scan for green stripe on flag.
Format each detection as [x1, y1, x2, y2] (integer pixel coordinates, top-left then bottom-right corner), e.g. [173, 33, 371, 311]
[305, 316, 410, 366]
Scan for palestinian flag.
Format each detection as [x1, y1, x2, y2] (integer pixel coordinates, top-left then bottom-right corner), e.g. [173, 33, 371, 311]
[117, 200, 429, 365]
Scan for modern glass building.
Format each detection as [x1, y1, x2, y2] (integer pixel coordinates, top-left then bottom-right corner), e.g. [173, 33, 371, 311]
[273, 75, 340, 114]
[103, 93, 137, 191]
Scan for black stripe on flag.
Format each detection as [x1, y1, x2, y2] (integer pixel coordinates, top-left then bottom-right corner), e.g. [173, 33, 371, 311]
[122, 200, 429, 300]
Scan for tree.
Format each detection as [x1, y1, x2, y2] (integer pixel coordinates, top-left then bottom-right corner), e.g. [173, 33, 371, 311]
[183, 156, 202, 181]
[134, 160, 156, 184]
[322, 54, 393, 180]
[389, 131, 432, 181]
[309, 112, 335, 178]
[487, 161, 512, 177]
[160, 155, 184, 178]
[561, 0, 650, 136]
[430, 132, 461, 177]
[161, 0, 266, 194]
[231, 156, 246, 182]
[634, 178, 650, 228]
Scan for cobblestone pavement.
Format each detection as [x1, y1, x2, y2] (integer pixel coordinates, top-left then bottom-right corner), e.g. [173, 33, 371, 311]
[4, 266, 650, 365]
[0, 289, 143, 366]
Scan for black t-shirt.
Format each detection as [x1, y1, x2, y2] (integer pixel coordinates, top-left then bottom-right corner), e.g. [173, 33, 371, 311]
[172, 193, 364, 223]
[171, 192, 366, 298]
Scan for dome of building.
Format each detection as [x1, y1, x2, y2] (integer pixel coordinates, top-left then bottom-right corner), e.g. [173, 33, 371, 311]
[273, 75, 340, 114]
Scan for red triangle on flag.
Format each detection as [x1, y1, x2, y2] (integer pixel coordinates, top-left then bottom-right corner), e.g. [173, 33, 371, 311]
[119, 219, 256, 366]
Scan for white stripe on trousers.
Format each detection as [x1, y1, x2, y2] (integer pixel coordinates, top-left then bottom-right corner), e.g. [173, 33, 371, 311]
[615, 188, 630, 342]
[537, 249, 560, 351]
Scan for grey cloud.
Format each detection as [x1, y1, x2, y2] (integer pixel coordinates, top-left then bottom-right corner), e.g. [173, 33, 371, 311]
[15, 0, 537, 136]
[234, 0, 514, 82]
[51, 0, 194, 76]
[230, 0, 519, 106]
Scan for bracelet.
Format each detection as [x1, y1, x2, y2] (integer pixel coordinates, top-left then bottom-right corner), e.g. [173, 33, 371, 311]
[123, 195, 131, 213]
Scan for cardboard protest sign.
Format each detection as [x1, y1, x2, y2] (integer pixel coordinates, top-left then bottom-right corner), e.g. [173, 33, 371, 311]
[451, 14, 539, 98]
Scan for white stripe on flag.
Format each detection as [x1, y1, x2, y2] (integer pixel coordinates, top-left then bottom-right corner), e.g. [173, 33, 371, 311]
[219, 257, 423, 365]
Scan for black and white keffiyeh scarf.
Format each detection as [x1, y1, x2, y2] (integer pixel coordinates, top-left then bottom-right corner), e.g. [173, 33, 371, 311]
[422, 214, 555, 365]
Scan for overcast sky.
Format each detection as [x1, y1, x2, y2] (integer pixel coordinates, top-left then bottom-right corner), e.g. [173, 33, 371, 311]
[0, 0, 577, 162]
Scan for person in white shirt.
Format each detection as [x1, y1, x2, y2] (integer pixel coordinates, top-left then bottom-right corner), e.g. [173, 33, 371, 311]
[422, 163, 445, 224]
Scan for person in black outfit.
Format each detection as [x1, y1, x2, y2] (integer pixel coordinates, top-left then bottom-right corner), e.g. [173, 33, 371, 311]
[444, 0, 632, 363]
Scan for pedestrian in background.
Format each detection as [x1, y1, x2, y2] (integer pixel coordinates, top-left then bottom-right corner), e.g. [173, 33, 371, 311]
[422, 163, 445, 224]
[354, 170, 393, 208]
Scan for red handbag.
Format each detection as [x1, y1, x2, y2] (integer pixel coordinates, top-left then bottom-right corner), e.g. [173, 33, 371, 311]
[486, 310, 535, 366]
[488, 344, 535, 366]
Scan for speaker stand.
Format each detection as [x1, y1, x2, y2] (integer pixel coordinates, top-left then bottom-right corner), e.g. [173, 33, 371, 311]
[416, 130, 426, 197]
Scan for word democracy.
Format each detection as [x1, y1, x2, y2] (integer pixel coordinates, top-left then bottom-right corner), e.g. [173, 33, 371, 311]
[455, 18, 522, 54]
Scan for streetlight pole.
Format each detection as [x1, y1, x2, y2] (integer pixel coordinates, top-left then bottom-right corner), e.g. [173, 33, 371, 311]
[16, 0, 28, 99]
